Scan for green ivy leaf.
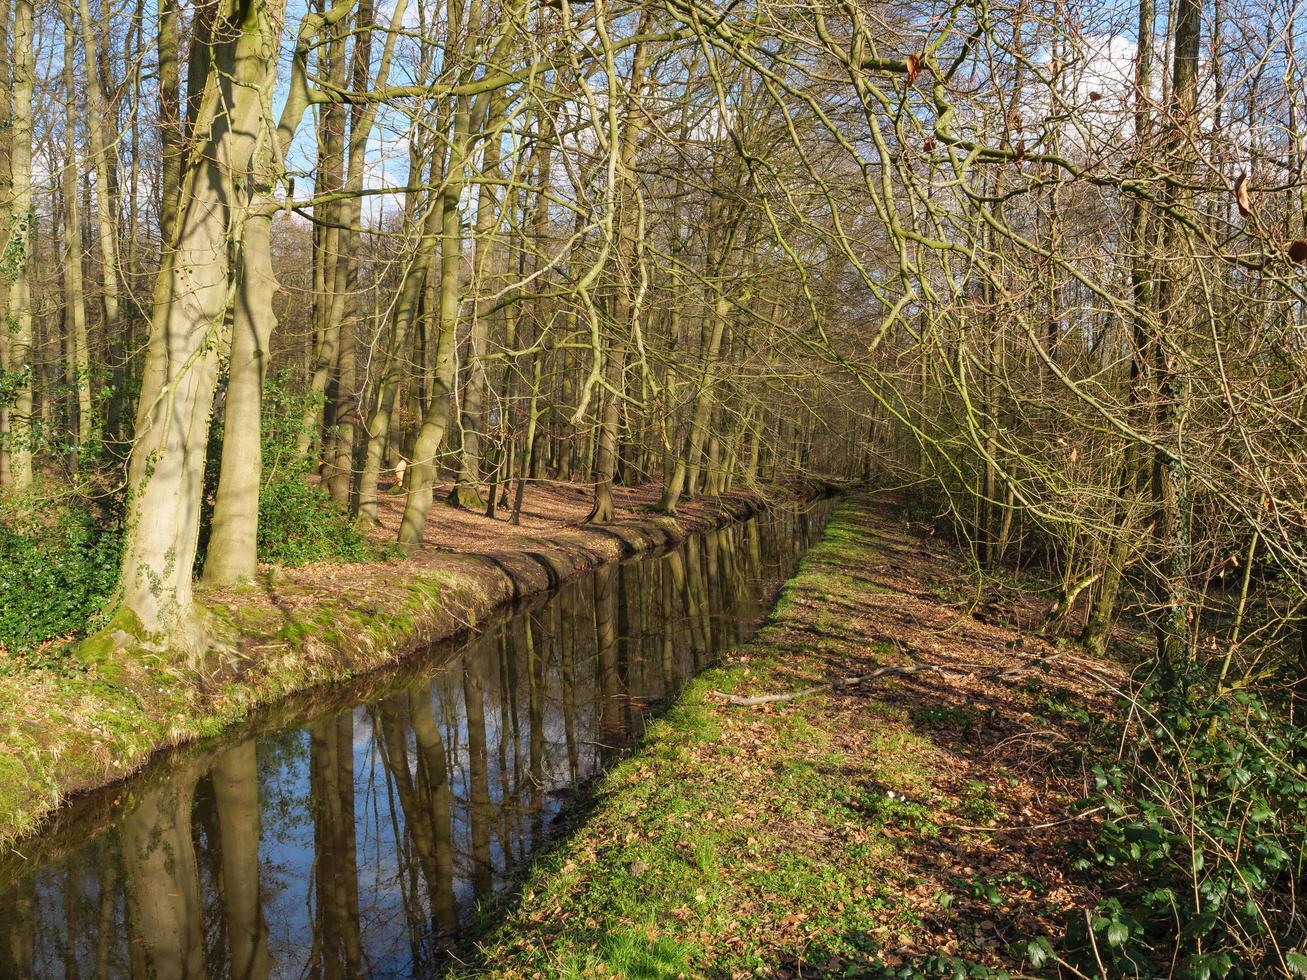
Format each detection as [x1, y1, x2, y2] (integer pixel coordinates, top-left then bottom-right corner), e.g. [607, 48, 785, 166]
[1025, 937, 1054, 968]
[1105, 920, 1129, 947]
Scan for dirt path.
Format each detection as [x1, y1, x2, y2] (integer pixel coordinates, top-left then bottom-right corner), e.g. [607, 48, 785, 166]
[469, 493, 1133, 977]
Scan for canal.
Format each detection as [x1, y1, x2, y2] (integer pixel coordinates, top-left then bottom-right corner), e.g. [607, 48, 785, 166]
[0, 498, 833, 978]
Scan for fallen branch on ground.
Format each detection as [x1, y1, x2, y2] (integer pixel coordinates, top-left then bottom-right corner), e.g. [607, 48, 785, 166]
[941, 805, 1105, 833]
[713, 660, 1034, 706]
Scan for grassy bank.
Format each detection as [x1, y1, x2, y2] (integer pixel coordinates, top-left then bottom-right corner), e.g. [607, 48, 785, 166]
[0, 485, 788, 851]
[468, 493, 1123, 977]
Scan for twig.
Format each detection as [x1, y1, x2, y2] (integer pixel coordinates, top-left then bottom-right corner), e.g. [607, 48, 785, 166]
[1084, 909, 1109, 979]
[942, 805, 1105, 833]
[713, 660, 1031, 706]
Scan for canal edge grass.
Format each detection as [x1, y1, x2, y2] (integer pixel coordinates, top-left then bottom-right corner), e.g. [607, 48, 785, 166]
[0, 483, 839, 853]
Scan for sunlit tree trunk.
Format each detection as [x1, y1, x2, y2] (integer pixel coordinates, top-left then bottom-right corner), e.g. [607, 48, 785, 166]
[60, 3, 93, 455]
[296, 20, 347, 460]
[447, 91, 509, 511]
[5, 0, 35, 491]
[116, 0, 289, 642]
[355, 144, 446, 527]
[201, 201, 277, 586]
[75, 0, 124, 431]
[1080, 0, 1154, 657]
[658, 290, 732, 514]
[205, 0, 366, 584]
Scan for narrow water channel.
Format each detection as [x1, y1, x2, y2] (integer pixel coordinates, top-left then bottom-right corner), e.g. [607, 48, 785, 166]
[0, 498, 832, 978]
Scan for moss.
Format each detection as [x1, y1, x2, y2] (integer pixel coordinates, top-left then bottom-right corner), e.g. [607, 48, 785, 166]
[73, 606, 148, 683]
[0, 753, 37, 835]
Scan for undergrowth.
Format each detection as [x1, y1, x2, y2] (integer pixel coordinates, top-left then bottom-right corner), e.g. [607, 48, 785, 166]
[247, 375, 379, 568]
[0, 489, 121, 660]
[2, 375, 380, 657]
[1052, 671, 1307, 979]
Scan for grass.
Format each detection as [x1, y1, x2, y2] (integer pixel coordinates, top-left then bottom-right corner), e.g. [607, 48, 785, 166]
[463, 672, 914, 977]
[466, 494, 1108, 978]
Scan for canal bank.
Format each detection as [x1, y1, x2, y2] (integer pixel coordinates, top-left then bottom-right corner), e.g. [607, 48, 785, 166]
[465, 492, 1121, 977]
[0, 491, 837, 975]
[0, 482, 834, 852]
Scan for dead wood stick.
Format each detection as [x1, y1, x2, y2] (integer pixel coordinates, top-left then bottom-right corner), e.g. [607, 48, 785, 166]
[714, 661, 1032, 706]
[941, 804, 1106, 834]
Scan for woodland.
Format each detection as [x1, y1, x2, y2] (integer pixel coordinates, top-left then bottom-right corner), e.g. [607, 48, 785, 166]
[0, 0, 1306, 972]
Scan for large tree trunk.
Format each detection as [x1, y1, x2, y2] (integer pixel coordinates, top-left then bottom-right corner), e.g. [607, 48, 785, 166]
[201, 204, 277, 586]
[0, 0, 11, 489]
[202, 1, 351, 586]
[116, 0, 288, 643]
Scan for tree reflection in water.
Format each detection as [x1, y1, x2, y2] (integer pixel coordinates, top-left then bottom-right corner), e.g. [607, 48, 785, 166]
[0, 500, 830, 978]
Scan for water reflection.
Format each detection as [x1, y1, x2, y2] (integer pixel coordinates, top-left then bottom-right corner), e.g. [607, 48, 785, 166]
[0, 501, 830, 978]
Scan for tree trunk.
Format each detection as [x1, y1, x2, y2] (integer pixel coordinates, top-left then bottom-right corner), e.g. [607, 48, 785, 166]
[201, 205, 277, 586]
[61, 4, 93, 455]
[5, 0, 35, 491]
[121, 764, 206, 979]
[658, 293, 731, 514]
[211, 742, 272, 980]
[448, 94, 508, 511]
[76, 0, 124, 440]
[116, 0, 289, 643]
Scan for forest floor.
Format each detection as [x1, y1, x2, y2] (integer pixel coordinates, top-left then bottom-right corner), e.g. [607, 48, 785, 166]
[467, 492, 1144, 978]
[0, 479, 805, 850]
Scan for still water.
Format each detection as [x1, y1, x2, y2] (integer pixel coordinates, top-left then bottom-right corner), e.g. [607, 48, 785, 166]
[0, 499, 832, 978]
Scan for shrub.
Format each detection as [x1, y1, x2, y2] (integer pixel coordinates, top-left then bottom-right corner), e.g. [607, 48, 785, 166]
[1064, 672, 1307, 979]
[257, 469, 374, 567]
[252, 373, 377, 568]
[0, 502, 122, 657]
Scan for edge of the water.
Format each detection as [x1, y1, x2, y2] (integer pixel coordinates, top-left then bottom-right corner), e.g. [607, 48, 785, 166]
[451, 491, 869, 974]
[0, 481, 841, 853]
